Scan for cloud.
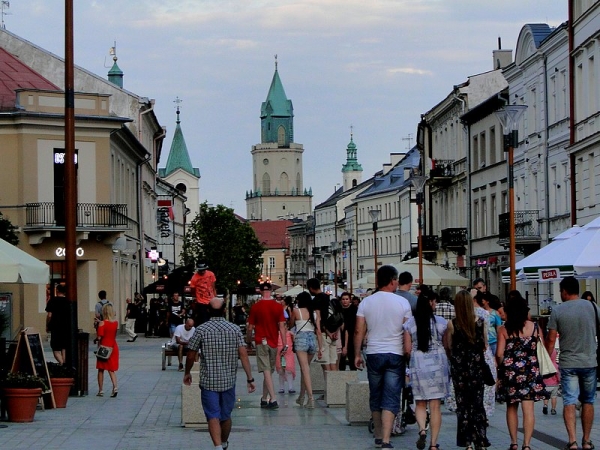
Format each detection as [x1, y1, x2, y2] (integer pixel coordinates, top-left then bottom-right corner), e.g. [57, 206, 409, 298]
[387, 67, 433, 76]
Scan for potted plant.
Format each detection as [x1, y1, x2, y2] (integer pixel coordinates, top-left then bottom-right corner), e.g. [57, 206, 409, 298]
[47, 363, 75, 408]
[0, 370, 48, 422]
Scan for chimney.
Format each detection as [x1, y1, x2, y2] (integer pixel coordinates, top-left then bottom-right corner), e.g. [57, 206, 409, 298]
[493, 37, 513, 70]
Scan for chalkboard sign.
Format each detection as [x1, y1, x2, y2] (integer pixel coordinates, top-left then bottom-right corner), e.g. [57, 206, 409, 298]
[11, 328, 55, 408]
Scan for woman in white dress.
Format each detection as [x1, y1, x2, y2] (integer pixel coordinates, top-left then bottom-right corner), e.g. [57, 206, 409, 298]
[404, 290, 450, 450]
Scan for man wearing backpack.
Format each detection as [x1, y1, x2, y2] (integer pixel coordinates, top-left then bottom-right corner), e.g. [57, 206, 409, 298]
[307, 278, 343, 371]
[94, 290, 113, 343]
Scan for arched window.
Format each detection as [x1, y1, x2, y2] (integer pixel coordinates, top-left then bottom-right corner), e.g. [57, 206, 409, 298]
[175, 183, 187, 193]
[280, 172, 289, 194]
[262, 173, 271, 195]
[278, 125, 286, 146]
[296, 173, 301, 192]
[352, 179, 357, 187]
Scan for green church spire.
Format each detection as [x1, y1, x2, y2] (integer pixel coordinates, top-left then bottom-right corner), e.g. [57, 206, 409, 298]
[161, 98, 200, 178]
[261, 55, 294, 145]
[342, 130, 363, 173]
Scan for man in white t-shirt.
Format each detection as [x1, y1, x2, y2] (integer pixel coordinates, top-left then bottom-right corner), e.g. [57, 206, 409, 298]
[170, 318, 196, 371]
[354, 265, 412, 449]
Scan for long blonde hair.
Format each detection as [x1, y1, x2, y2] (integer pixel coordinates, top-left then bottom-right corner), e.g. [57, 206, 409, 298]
[102, 303, 116, 321]
[453, 290, 476, 344]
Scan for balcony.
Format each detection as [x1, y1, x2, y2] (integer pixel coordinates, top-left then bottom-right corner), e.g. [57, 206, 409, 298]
[441, 228, 467, 249]
[25, 202, 129, 230]
[498, 210, 541, 255]
[429, 159, 454, 187]
[411, 234, 439, 253]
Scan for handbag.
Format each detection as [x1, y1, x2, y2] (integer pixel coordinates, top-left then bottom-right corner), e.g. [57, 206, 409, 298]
[535, 323, 556, 378]
[96, 345, 113, 361]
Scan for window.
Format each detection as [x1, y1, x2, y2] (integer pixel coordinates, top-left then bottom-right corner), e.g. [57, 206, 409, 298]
[277, 126, 286, 146]
[589, 55, 596, 117]
[481, 198, 487, 237]
[589, 153, 595, 206]
[551, 165, 557, 216]
[489, 127, 496, 164]
[479, 132, 486, 167]
[472, 135, 479, 170]
[491, 195, 497, 234]
[473, 201, 479, 239]
[269, 257, 275, 269]
[280, 172, 289, 193]
[262, 173, 271, 195]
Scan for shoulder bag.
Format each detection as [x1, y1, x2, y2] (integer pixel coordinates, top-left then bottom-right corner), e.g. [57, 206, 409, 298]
[535, 322, 556, 378]
[96, 345, 113, 361]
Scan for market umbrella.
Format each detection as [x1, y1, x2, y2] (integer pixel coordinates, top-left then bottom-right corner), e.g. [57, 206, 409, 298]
[281, 285, 306, 296]
[0, 238, 49, 284]
[367, 257, 469, 287]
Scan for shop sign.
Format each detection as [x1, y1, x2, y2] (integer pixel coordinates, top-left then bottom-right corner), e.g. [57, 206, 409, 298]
[55, 247, 84, 258]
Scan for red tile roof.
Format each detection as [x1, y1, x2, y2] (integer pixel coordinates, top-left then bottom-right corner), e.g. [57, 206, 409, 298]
[0, 47, 60, 110]
[250, 220, 292, 249]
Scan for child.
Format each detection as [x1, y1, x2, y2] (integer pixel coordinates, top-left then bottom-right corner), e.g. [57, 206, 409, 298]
[276, 324, 296, 393]
[542, 348, 560, 415]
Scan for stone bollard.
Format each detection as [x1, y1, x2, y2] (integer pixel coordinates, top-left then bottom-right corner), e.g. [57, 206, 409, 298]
[325, 371, 359, 407]
[181, 363, 208, 428]
[309, 362, 325, 393]
[346, 381, 371, 424]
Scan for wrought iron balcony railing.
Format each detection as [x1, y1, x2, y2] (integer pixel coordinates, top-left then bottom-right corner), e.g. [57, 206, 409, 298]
[498, 211, 541, 254]
[429, 159, 455, 187]
[413, 234, 439, 252]
[26, 202, 129, 228]
[441, 228, 467, 248]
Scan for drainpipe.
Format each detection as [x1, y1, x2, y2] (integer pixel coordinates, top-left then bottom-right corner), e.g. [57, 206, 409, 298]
[465, 121, 472, 278]
[138, 99, 155, 142]
[568, 1, 576, 226]
[137, 152, 152, 293]
[543, 54, 551, 243]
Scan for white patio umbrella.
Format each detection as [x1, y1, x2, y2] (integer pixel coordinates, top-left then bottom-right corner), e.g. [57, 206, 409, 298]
[367, 257, 469, 287]
[281, 285, 306, 296]
[0, 238, 50, 284]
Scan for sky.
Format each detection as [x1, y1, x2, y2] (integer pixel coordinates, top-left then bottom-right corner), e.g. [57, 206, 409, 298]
[4, 1, 567, 216]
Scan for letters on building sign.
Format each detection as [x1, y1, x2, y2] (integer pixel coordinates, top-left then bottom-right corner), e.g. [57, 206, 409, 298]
[157, 200, 174, 243]
[55, 247, 85, 258]
[539, 268, 559, 280]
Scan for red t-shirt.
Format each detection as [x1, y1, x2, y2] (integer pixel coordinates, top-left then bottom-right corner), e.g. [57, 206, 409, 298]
[248, 299, 285, 347]
[189, 270, 216, 305]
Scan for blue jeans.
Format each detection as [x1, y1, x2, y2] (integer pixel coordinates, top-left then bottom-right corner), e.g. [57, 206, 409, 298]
[366, 353, 405, 415]
[560, 367, 597, 406]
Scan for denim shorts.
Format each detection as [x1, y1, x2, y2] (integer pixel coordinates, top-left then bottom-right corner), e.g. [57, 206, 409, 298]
[201, 386, 236, 421]
[366, 353, 405, 415]
[560, 367, 597, 406]
[294, 331, 317, 354]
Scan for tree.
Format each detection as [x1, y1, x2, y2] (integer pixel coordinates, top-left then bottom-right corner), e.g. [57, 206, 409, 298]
[0, 212, 18, 245]
[182, 203, 264, 295]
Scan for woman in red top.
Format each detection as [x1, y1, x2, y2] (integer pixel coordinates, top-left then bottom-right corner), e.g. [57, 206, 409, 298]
[97, 303, 119, 397]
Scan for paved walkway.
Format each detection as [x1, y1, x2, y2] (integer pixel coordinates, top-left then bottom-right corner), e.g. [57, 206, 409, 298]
[0, 333, 598, 449]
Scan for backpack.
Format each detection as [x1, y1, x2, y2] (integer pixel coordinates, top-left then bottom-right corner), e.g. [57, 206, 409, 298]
[325, 298, 344, 332]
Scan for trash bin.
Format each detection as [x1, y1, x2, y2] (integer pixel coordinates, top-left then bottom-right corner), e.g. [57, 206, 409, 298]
[76, 332, 89, 396]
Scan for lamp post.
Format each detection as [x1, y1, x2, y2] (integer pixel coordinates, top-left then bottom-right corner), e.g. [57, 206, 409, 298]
[369, 209, 381, 285]
[331, 241, 338, 297]
[345, 228, 353, 294]
[495, 105, 527, 291]
[410, 173, 427, 285]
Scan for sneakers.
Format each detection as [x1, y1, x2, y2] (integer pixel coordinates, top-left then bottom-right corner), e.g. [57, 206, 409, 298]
[222, 441, 228, 450]
[543, 405, 548, 415]
[374, 438, 383, 448]
[278, 389, 285, 394]
[267, 400, 279, 409]
[551, 408, 557, 415]
[288, 389, 296, 394]
[381, 443, 394, 449]
[260, 399, 269, 408]
[178, 363, 184, 372]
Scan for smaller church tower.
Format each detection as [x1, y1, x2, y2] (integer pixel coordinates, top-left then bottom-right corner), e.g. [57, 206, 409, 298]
[341, 131, 363, 191]
[158, 98, 201, 217]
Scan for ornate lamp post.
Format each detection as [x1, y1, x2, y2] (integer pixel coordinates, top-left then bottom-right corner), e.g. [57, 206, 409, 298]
[331, 241, 338, 297]
[369, 209, 381, 285]
[495, 105, 527, 291]
[410, 172, 427, 285]
[345, 227, 353, 294]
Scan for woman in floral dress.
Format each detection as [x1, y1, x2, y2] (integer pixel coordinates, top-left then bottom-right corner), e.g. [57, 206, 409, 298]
[496, 290, 549, 450]
[444, 290, 489, 450]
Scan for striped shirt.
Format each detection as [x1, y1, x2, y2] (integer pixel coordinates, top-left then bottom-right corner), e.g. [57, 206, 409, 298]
[187, 317, 244, 392]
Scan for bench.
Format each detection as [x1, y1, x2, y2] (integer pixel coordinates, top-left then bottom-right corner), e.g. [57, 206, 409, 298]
[162, 342, 177, 370]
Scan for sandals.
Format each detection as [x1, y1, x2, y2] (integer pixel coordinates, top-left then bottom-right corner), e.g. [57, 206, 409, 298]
[582, 440, 595, 450]
[96, 391, 104, 397]
[416, 430, 427, 450]
[508, 445, 518, 450]
[565, 442, 578, 450]
[429, 446, 439, 450]
[522, 446, 531, 450]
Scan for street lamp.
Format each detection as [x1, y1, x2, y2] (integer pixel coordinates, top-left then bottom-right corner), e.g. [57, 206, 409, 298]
[410, 172, 427, 285]
[331, 241, 338, 297]
[369, 209, 381, 285]
[345, 228, 353, 294]
[495, 105, 527, 291]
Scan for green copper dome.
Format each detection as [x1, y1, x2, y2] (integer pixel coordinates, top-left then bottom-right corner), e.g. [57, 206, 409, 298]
[260, 65, 294, 145]
[107, 59, 123, 88]
[342, 135, 363, 173]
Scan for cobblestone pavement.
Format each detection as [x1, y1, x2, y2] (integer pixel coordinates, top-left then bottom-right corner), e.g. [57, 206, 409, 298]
[0, 334, 598, 449]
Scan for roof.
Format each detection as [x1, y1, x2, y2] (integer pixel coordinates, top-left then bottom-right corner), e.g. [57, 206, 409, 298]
[160, 113, 200, 178]
[0, 47, 59, 111]
[250, 220, 293, 249]
[261, 69, 293, 118]
[526, 23, 553, 48]
[356, 148, 420, 199]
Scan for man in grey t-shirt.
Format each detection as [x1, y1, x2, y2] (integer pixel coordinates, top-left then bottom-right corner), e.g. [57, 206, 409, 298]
[396, 271, 418, 313]
[546, 276, 600, 450]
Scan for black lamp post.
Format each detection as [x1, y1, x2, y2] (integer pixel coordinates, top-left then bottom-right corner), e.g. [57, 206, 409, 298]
[369, 209, 381, 285]
[331, 241, 338, 297]
[410, 172, 427, 284]
[345, 228, 353, 293]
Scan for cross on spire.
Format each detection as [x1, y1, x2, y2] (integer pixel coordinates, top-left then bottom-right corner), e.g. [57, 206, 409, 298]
[274, 54, 278, 71]
[174, 96, 183, 124]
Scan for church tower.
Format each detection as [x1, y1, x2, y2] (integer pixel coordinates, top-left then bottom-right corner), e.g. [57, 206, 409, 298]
[246, 58, 312, 220]
[158, 99, 201, 217]
[341, 131, 363, 191]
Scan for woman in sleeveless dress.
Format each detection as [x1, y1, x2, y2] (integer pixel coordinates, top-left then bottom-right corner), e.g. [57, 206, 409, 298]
[496, 290, 549, 450]
[403, 290, 450, 450]
[96, 303, 120, 397]
[444, 290, 489, 450]
[289, 292, 323, 408]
